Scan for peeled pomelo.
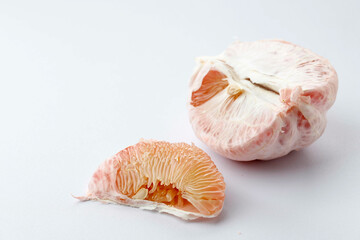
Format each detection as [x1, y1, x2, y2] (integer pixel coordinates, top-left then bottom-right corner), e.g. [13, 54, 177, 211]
[76, 139, 225, 220]
[189, 40, 338, 161]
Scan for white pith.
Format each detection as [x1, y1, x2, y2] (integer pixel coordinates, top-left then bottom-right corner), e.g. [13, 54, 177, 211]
[77, 192, 221, 220]
[189, 40, 338, 161]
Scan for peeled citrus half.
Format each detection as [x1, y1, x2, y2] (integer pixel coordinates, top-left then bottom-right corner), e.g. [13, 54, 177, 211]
[76, 140, 225, 220]
[189, 40, 338, 161]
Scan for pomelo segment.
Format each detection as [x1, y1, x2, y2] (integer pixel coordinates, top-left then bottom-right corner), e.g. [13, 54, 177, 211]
[76, 140, 225, 220]
[189, 40, 338, 161]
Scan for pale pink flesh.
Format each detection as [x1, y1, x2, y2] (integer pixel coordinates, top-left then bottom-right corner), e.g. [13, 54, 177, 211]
[76, 140, 225, 220]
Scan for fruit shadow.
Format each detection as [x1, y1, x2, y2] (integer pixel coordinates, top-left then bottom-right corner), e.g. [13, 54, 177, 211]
[186, 208, 228, 224]
[201, 148, 323, 224]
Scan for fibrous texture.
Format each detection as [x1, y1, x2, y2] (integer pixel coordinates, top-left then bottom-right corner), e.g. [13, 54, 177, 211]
[76, 140, 225, 220]
[189, 40, 338, 161]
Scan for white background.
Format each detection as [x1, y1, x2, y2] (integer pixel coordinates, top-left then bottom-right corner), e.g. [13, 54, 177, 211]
[1, 0, 359, 239]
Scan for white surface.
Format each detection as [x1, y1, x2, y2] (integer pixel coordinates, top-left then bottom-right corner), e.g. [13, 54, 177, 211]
[1, 0, 359, 239]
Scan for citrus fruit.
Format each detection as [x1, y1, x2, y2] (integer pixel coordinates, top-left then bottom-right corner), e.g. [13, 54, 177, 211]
[189, 40, 338, 161]
[76, 139, 225, 220]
